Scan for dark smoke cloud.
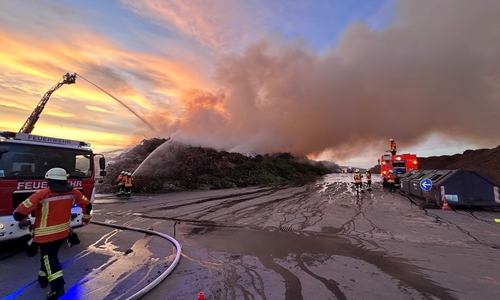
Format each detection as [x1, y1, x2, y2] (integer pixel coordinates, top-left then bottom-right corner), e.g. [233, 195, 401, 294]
[159, 0, 500, 162]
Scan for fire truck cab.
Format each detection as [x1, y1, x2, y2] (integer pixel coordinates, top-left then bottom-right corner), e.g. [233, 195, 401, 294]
[380, 153, 418, 188]
[0, 131, 105, 242]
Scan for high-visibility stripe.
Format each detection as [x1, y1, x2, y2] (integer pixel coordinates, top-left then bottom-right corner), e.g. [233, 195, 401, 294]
[41, 202, 49, 227]
[39, 270, 47, 277]
[22, 199, 33, 208]
[35, 222, 70, 236]
[40, 194, 76, 203]
[48, 270, 63, 282]
[43, 255, 51, 278]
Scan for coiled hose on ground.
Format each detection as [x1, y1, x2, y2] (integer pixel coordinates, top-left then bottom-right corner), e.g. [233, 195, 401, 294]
[90, 220, 182, 300]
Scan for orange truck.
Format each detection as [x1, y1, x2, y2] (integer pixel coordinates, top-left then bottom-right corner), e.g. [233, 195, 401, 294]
[379, 153, 418, 188]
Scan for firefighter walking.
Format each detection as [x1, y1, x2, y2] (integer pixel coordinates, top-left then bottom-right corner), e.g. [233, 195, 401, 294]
[387, 170, 397, 192]
[123, 172, 134, 197]
[116, 171, 126, 197]
[353, 169, 364, 194]
[365, 170, 372, 191]
[13, 168, 92, 300]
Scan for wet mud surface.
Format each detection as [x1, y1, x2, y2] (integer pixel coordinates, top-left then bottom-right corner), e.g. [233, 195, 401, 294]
[2, 174, 500, 299]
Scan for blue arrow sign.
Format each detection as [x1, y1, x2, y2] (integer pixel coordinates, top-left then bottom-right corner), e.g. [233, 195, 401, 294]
[420, 178, 432, 191]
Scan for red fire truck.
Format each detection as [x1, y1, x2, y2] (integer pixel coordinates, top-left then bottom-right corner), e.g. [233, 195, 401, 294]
[0, 131, 105, 242]
[379, 153, 418, 188]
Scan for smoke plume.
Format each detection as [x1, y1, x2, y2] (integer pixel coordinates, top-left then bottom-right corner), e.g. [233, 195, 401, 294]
[158, 0, 500, 163]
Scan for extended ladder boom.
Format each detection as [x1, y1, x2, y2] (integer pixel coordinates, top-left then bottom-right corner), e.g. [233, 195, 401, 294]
[19, 73, 76, 134]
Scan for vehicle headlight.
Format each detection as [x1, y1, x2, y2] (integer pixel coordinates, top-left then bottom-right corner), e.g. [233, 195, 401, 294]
[0, 223, 4, 229]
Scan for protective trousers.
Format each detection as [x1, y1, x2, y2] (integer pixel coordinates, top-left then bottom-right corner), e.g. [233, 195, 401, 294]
[117, 184, 124, 195]
[124, 186, 132, 196]
[366, 181, 372, 190]
[39, 239, 65, 290]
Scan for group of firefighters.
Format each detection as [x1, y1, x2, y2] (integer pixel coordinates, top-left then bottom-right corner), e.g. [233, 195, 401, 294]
[116, 171, 134, 197]
[353, 168, 396, 193]
[352, 138, 398, 194]
[353, 169, 372, 194]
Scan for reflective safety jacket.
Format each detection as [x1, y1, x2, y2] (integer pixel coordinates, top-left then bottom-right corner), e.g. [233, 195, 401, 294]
[124, 176, 134, 187]
[390, 141, 397, 152]
[353, 172, 362, 184]
[15, 188, 91, 243]
[388, 173, 396, 183]
[117, 174, 125, 186]
[365, 172, 372, 181]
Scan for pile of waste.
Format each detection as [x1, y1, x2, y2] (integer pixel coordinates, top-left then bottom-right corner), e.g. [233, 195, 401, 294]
[97, 138, 339, 193]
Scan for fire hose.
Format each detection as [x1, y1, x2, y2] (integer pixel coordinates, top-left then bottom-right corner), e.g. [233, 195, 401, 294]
[90, 220, 182, 300]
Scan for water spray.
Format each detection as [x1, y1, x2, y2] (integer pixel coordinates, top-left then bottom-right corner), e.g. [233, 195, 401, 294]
[76, 73, 158, 133]
[132, 138, 171, 176]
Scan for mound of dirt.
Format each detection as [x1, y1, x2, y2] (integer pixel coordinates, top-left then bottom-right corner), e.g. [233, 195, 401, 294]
[418, 145, 500, 185]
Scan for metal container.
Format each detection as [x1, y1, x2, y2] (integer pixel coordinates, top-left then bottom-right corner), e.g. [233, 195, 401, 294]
[400, 169, 500, 207]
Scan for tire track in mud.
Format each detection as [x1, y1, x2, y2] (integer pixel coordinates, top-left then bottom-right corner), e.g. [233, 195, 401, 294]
[134, 183, 331, 233]
[337, 182, 395, 247]
[295, 255, 347, 300]
[405, 194, 500, 249]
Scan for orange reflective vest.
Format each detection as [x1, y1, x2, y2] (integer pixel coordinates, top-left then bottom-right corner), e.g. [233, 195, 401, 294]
[390, 141, 397, 152]
[354, 173, 362, 184]
[366, 172, 371, 181]
[388, 174, 396, 183]
[15, 188, 91, 243]
[117, 174, 125, 186]
[124, 176, 134, 187]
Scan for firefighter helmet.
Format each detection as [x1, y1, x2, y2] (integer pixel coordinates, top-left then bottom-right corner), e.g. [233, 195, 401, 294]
[389, 170, 394, 173]
[127, 172, 132, 176]
[45, 168, 68, 180]
[355, 169, 360, 172]
[121, 171, 126, 174]
[390, 139, 394, 142]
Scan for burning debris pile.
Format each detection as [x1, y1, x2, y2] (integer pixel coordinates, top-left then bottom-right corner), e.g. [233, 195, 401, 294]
[98, 139, 338, 193]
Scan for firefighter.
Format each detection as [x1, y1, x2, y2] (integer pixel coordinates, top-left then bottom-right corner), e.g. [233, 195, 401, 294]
[387, 170, 397, 192]
[13, 168, 92, 300]
[390, 139, 397, 155]
[116, 171, 126, 197]
[365, 170, 372, 191]
[353, 169, 364, 194]
[123, 172, 134, 197]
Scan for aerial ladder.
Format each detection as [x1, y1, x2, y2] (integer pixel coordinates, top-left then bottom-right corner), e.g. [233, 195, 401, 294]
[18, 73, 76, 134]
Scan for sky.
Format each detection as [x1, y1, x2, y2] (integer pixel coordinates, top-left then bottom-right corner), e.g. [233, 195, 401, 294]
[1, 0, 499, 168]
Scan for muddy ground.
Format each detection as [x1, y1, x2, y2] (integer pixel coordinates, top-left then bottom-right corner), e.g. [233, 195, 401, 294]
[2, 174, 500, 300]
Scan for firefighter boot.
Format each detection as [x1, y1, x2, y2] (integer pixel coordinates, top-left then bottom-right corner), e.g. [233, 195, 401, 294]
[46, 286, 65, 300]
[38, 275, 48, 288]
[67, 231, 80, 247]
